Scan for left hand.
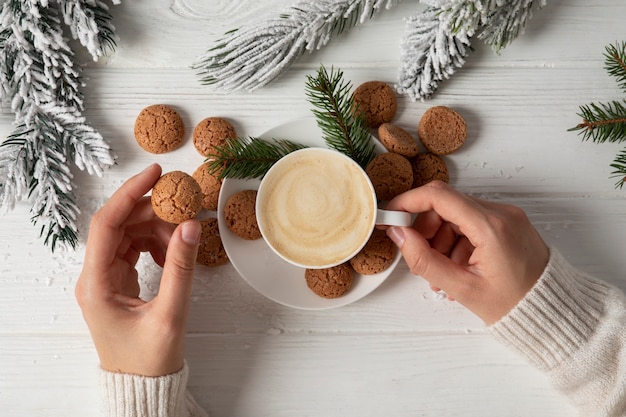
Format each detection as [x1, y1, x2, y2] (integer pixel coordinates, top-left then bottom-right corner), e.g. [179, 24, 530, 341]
[75, 164, 202, 376]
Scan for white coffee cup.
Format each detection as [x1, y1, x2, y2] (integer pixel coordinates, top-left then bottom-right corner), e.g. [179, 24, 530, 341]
[256, 147, 412, 269]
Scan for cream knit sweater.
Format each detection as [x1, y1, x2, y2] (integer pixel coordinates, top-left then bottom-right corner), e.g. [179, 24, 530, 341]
[100, 248, 626, 416]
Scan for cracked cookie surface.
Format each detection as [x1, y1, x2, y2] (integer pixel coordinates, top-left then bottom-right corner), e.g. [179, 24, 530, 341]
[305, 263, 354, 299]
[197, 218, 229, 267]
[349, 229, 396, 275]
[365, 152, 413, 201]
[193, 117, 237, 156]
[134, 104, 185, 154]
[224, 189, 262, 240]
[352, 81, 397, 128]
[151, 171, 202, 224]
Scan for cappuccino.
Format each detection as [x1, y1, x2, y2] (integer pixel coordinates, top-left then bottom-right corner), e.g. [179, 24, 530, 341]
[257, 148, 376, 268]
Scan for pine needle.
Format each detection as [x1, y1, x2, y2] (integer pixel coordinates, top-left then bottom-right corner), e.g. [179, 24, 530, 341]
[570, 41, 626, 189]
[205, 137, 308, 179]
[305, 65, 375, 168]
[569, 100, 626, 143]
[610, 147, 626, 189]
[605, 41, 626, 93]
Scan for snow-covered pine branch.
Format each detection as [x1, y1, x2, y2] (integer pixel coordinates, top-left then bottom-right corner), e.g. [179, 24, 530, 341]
[194, 0, 403, 92]
[0, 0, 118, 250]
[397, 0, 547, 101]
[396, 6, 472, 101]
[477, 0, 547, 53]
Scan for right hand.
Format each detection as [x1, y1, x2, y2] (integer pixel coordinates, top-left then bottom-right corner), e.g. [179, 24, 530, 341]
[384, 181, 550, 325]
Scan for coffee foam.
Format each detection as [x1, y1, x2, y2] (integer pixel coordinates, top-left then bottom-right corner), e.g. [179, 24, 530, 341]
[258, 149, 376, 267]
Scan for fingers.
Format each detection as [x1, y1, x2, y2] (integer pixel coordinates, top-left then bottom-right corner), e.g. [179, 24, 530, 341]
[155, 220, 201, 321]
[387, 226, 471, 297]
[86, 164, 162, 269]
[386, 181, 488, 246]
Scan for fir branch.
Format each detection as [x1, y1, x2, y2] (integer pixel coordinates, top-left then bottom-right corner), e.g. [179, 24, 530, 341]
[60, 0, 121, 60]
[0, 0, 119, 250]
[604, 41, 626, 93]
[205, 137, 308, 180]
[193, 0, 402, 92]
[568, 100, 626, 144]
[610, 147, 626, 189]
[477, 0, 547, 54]
[397, 6, 471, 101]
[305, 65, 375, 168]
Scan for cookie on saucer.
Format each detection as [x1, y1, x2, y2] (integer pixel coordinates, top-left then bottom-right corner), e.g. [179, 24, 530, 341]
[224, 189, 262, 240]
[410, 153, 449, 188]
[305, 263, 354, 299]
[349, 229, 396, 275]
[197, 218, 229, 267]
[151, 171, 203, 224]
[365, 152, 413, 201]
[134, 104, 185, 154]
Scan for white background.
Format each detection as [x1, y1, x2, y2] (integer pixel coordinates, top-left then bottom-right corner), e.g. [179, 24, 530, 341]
[1, 1, 625, 415]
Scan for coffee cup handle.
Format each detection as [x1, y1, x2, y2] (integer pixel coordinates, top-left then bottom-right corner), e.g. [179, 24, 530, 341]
[375, 209, 413, 227]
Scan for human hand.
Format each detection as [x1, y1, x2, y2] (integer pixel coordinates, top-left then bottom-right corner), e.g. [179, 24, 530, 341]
[75, 164, 201, 376]
[385, 181, 549, 325]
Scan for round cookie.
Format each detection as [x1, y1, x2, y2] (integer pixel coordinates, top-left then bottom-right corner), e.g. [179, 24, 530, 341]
[192, 163, 222, 211]
[193, 117, 237, 156]
[197, 218, 229, 267]
[365, 152, 413, 201]
[352, 81, 398, 128]
[377, 123, 419, 157]
[224, 189, 261, 240]
[305, 263, 354, 299]
[134, 104, 185, 154]
[410, 153, 449, 188]
[417, 106, 467, 155]
[349, 229, 396, 275]
[151, 171, 203, 224]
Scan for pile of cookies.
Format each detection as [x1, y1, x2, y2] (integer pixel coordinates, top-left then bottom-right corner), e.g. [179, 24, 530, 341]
[134, 104, 237, 268]
[135, 81, 467, 300]
[291, 81, 468, 299]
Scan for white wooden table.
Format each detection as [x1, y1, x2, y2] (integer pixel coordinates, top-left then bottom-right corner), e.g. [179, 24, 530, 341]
[1, 1, 625, 415]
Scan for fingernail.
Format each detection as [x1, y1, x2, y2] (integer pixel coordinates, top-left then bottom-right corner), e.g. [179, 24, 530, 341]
[181, 221, 201, 245]
[140, 163, 157, 174]
[387, 226, 405, 248]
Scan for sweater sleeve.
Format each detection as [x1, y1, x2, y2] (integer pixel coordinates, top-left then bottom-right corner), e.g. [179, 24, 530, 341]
[99, 362, 209, 417]
[489, 247, 626, 417]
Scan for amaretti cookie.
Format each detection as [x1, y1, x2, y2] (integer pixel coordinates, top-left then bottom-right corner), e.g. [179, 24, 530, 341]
[352, 81, 398, 128]
[134, 104, 185, 154]
[349, 229, 396, 275]
[192, 163, 222, 211]
[305, 263, 354, 299]
[417, 106, 467, 155]
[410, 153, 449, 188]
[377, 123, 419, 157]
[197, 218, 229, 267]
[193, 117, 237, 156]
[365, 152, 413, 201]
[151, 171, 202, 224]
[224, 190, 262, 240]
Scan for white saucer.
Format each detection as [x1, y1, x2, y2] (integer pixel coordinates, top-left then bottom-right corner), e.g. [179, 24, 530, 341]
[217, 117, 401, 310]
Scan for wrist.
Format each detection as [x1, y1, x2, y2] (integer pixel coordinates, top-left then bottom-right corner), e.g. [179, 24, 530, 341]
[489, 247, 610, 370]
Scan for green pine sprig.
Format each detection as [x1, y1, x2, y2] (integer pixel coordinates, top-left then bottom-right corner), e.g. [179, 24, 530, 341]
[605, 41, 626, 93]
[305, 65, 376, 168]
[569, 100, 626, 144]
[570, 41, 626, 188]
[205, 137, 307, 179]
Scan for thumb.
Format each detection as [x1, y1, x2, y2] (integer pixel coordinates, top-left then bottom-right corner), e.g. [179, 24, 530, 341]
[157, 220, 201, 319]
[386, 226, 467, 296]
